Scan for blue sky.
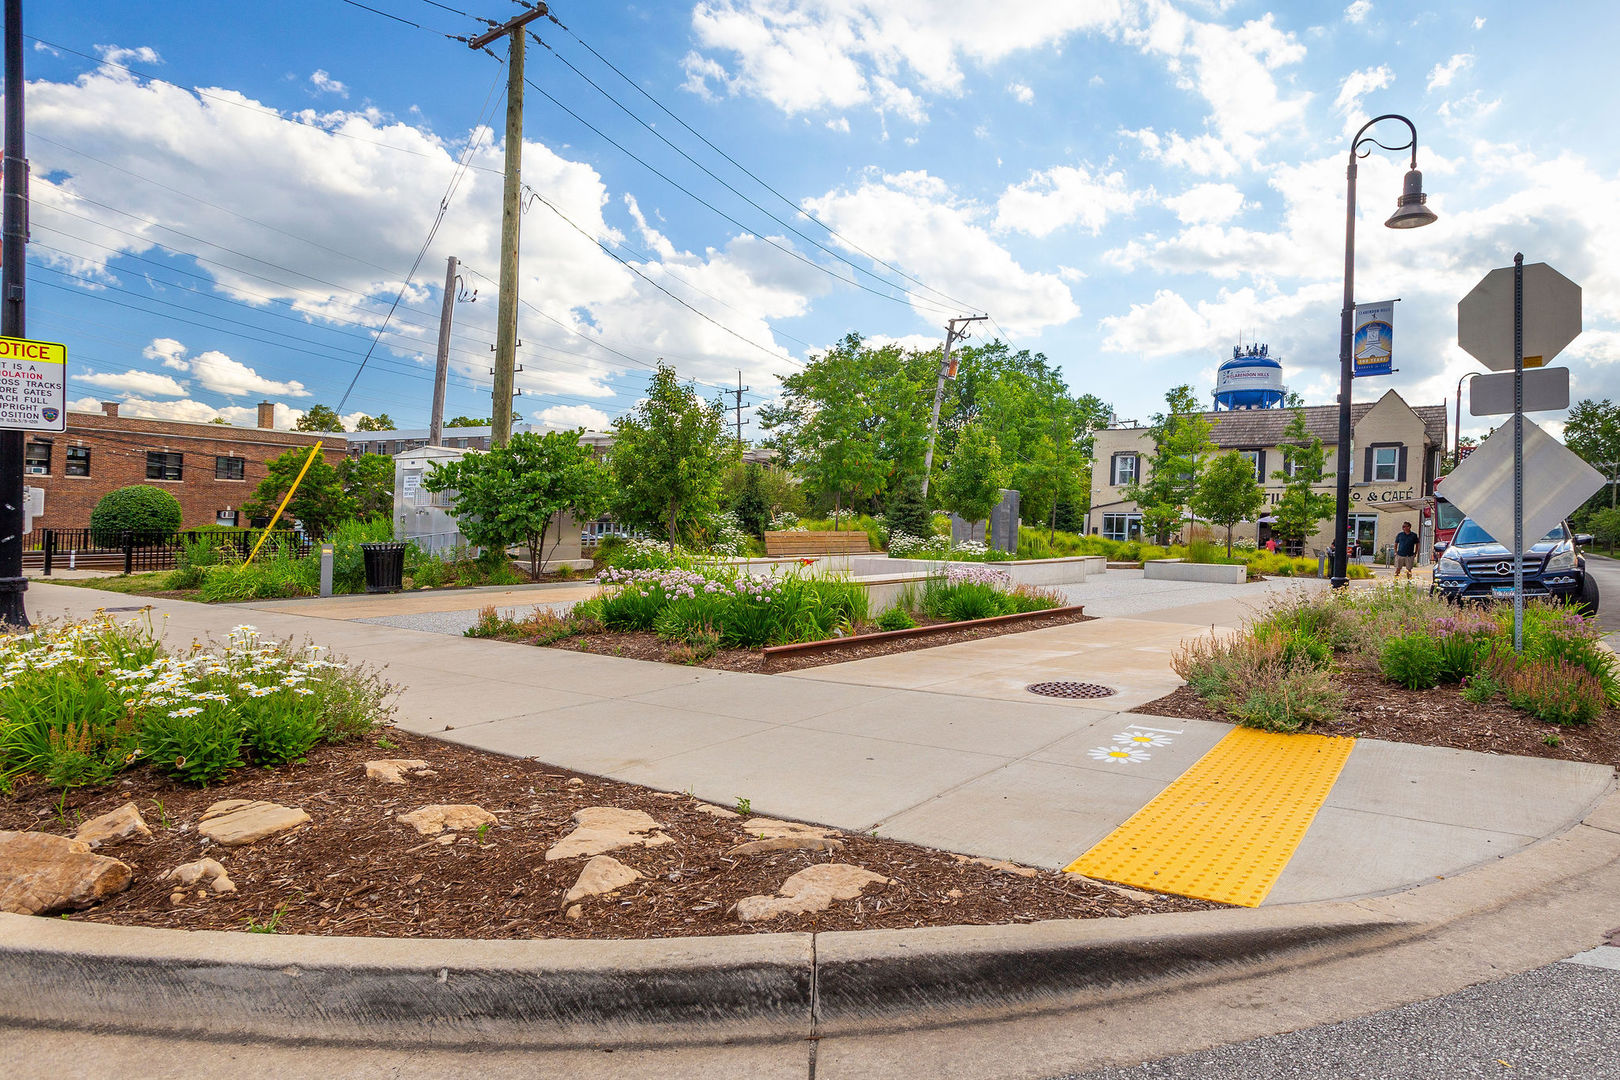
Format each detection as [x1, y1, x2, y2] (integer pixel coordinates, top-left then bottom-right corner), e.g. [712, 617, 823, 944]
[19, 1, 1620, 439]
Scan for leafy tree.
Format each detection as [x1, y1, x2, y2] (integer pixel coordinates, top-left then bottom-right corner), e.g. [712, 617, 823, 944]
[1270, 410, 1336, 551]
[1125, 384, 1214, 543]
[732, 464, 771, 537]
[337, 453, 395, 522]
[1053, 498, 1083, 534]
[1194, 451, 1266, 556]
[353, 413, 396, 431]
[609, 364, 730, 547]
[295, 404, 345, 432]
[884, 478, 932, 542]
[1565, 398, 1620, 509]
[423, 429, 609, 576]
[209, 417, 231, 425]
[89, 485, 183, 544]
[721, 461, 803, 522]
[935, 422, 1007, 526]
[447, 416, 491, 428]
[242, 447, 350, 538]
[1587, 507, 1620, 554]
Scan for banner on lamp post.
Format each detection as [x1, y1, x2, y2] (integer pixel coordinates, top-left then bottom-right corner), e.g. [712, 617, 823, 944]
[1352, 300, 1395, 377]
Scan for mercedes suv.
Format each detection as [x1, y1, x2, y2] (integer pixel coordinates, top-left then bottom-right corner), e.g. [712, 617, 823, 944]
[1431, 517, 1598, 612]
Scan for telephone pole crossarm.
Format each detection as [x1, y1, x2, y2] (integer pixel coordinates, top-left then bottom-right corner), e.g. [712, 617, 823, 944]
[467, 4, 548, 50]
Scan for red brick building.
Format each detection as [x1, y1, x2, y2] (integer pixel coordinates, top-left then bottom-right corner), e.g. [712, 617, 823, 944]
[24, 401, 348, 531]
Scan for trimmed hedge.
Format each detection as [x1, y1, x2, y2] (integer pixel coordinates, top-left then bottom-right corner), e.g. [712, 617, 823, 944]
[89, 485, 183, 545]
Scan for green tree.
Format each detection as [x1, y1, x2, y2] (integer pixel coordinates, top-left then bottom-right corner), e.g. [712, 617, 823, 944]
[935, 422, 1007, 527]
[295, 404, 345, 432]
[884, 478, 932, 542]
[609, 364, 730, 547]
[732, 463, 771, 537]
[447, 415, 490, 428]
[1194, 451, 1266, 557]
[1565, 398, 1620, 509]
[209, 417, 231, 425]
[1586, 507, 1620, 554]
[424, 429, 609, 576]
[89, 485, 183, 545]
[1270, 410, 1336, 551]
[721, 461, 803, 522]
[242, 447, 351, 538]
[353, 413, 396, 431]
[1125, 385, 1214, 543]
[337, 453, 395, 522]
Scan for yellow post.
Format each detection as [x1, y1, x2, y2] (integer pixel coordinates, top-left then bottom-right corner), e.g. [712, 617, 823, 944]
[246, 441, 323, 565]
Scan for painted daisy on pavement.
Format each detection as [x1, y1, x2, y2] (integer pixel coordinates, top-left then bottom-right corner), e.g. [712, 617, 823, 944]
[1114, 731, 1173, 748]
[1089, 746, 1151, 765]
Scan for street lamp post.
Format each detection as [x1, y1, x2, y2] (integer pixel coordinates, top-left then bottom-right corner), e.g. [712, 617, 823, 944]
[1330, 114, 1438, 588]
[1453, 371, 1480, 469]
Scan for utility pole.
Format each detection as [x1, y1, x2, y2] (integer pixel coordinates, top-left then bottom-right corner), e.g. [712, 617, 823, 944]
[0, 0, 28, 628]
[921, 315, 986, 497]
[428, 255, 457, 446]
[730, 370, 751, 454]
[468, 3, 548, 447]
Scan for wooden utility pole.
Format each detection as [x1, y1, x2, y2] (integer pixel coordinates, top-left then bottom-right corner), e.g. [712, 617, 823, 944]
[469, 3, 548, 447]
[0, 0, 28, 627]
[921, 315, 986, 497]
[428, 254, 457, 446]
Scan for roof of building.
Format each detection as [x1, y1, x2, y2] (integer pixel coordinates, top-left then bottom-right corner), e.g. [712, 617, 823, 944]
[1108, 399, 1446, 449]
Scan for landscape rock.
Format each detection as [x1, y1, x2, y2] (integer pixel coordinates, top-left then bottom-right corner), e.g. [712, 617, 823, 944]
[736, 817, 840, 841]
[693, 804, 740, 819]
[565, 904, 583, 920]
[0, 831, 134, 915]
[160, 858, 236, 895]
[365, 759, 435, 784]
[198, 800, 310, 847]
[74, 803, 151, 850]
[561, 855, 643, 906]
[546, 807, 672, 861]
[727, 836, 844, 857]
[735, 863, 890, 922]
[396, 804, 497, 836]
[950, 854, 1039, 878]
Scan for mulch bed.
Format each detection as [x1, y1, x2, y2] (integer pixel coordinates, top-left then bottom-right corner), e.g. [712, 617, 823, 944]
[510, 610, 1094, 673]
[2, 727, 1212, 940]
[1135, 656, 1620, 768]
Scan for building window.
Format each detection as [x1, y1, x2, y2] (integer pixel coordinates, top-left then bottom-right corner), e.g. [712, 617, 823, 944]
[215, 455, 246, 480]
[1373, 446, 1399, 481]
[216, 510, 239, 527]
[146, 451, 183, 481]
[1110, 453, 1139, 486]
[23, 441, 49, 475]
[1240, 450, 1262, 481]
[65, 446, 90, 477]
[1102, 513, 1143, 542]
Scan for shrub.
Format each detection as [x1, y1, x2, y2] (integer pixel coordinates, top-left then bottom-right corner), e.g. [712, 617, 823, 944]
[1380, 632, 1444, 690]
[1428, 613, 1495, 682]
[1504, 660, 1606, 725]
[241, 703, 328, 765]
[90, 485, 183, 546]
[198, 549, 318, 602]
[140, 706, 245, 785]
[885, 481, 933, 545]
[1173, 632, 1341, 731]
[1228, 667, 1343, 733]
[876, 605, 918, 632]
[667, 625, 720, 665]
[166, 535, 238, 590]
[1461, 674, 1500, 704]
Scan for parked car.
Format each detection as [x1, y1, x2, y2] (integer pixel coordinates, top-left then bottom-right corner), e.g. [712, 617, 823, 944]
[1431, 517, 1597, 612]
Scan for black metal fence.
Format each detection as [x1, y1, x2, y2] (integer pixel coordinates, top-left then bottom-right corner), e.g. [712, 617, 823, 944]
[24, 528, 312, 575]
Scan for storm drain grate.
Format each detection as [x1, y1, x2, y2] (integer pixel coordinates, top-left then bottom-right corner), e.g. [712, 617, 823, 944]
[1026, 680, 1116, 700]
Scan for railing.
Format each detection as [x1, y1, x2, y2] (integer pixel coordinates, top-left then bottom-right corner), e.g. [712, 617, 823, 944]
[25, 528, 312, 575]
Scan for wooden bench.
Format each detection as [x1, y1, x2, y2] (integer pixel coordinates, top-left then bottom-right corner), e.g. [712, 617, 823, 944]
[763, 530, 872, 556]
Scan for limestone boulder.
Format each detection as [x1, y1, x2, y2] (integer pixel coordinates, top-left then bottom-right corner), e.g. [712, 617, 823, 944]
[546, 807, 672, 861]
[735, 863, 890, 923]
[365, 759, 435, 784]
[0, 831, 133, 915]
[727, 836, 843, 857]
[161, 858, 236, 895]
[397, 804, 496, 836]
[198, 800, 310, 846]
[74, 803, 151, 850]
[561, 855, 643, 907]
[736, 817, 840, 841]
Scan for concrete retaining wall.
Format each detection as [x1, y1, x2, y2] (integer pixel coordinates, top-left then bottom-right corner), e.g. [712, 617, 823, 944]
[1143, 559, 1248, 585]
[849, 555, 1097, 586]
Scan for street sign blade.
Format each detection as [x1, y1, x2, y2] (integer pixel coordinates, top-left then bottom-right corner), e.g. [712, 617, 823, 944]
[1457, 263, 1582, 372]
[1468, 367, 1570, 417]
[1438, 420, 1603, 548]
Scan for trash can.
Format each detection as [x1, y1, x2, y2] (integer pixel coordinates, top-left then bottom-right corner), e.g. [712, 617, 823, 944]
[361, 541, 407, 593]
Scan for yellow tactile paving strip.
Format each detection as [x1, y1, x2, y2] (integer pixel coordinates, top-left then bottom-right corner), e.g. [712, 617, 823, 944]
[1066, 727, 1356, 907]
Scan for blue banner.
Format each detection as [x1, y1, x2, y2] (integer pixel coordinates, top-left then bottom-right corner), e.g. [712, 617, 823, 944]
[1352, 300, 1394, 377]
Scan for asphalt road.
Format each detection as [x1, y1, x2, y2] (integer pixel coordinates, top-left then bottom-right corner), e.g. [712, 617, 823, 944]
[1585, 552, 1620, 635]
[1058, 950, 1620, 1080]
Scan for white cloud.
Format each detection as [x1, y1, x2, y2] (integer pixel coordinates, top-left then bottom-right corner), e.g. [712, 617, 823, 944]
[1343, 1, 1372, 24]
[94, 44, 161, 67]
[1335, 65, 1395, 123]
[1121, 128, 1243, 178]
[1473, 16, 1486, 29]
[1438, 90, 1500, 123]
[309, 70, 348, 98]
[1007, 82, 1034, 104]
[536, 404, 612, 430]
[142, 338, 309, 397]
[1162, 182, 1248, 224]
[861, 333, 942, 354]
[994, 164, 1140, 237]
[74, 369, 189, 397]
[1426, 53, 1473, 92]
[1088, 74, 1105, 87]
[804, 170, 1078, 335]
[824, 116, 850, 133]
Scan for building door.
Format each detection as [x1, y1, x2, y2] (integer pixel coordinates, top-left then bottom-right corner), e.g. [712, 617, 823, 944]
[1349, 514, 1379, 558]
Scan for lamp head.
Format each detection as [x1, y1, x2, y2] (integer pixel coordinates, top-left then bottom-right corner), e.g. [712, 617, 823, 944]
[1385, 167, 1437, 229]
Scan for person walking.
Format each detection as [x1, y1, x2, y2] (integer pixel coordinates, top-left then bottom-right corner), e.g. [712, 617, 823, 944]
[1393, 521, 1419, 580]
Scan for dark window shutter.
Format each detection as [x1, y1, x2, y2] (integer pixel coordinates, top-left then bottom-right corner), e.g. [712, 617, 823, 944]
[1257, 450, 1267, 480]
[1111, 454, 1121, 485]
[1397, 445, 1408, 482]
[1131, 454, 1140, 479]
[1363, 446, 1374, 482]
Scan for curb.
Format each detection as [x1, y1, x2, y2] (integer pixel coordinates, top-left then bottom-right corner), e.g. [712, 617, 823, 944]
[760, 604, 1088, 661]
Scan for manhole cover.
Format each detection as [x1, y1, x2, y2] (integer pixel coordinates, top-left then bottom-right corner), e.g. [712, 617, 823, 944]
[1026, 681, 1116, 699]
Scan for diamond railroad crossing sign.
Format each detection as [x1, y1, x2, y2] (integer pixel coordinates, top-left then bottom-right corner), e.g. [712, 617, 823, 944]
[0, 335, 66, 432]
[1437, 419, 1603, 547]
[1457, 262, 1581, 372]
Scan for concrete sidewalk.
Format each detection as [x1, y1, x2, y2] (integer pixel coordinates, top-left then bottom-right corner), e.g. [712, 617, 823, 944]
[24, 580, 1615, 907]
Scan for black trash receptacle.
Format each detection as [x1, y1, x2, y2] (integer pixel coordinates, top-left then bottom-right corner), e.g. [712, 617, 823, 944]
[361, 541, 407, 593]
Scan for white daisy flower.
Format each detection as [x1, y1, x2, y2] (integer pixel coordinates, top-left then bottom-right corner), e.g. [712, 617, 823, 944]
[168, 706, 204, 718]
[1087, 746, 1151, 765]
[1114, 732, 1173, 748]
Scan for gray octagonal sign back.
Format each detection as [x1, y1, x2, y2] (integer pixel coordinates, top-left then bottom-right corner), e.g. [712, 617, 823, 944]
[1457, 262, 1582, 372]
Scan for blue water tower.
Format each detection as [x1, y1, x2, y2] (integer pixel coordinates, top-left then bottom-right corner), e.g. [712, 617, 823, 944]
[1213, 344, 1285, 411]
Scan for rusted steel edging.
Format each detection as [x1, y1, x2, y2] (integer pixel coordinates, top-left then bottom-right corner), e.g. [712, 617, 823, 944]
[760, 604, 1087, 661]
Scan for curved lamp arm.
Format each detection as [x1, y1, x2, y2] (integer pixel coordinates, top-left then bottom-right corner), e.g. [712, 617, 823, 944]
[1351, 113, 1419, 169]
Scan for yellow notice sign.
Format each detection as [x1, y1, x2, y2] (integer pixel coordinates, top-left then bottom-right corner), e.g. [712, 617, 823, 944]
[0, 335, 67, 432]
